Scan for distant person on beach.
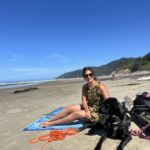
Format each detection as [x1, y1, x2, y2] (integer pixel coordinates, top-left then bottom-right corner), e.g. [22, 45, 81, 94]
[40, 67, 110, 127]
[112, 72, 115, 80]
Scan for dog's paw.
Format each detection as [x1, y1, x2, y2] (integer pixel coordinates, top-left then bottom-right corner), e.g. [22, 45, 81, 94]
[116, 146, 123, 150]
[88, 129, 95, 135]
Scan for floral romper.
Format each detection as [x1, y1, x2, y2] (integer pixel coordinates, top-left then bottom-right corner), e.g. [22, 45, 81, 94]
[82, 81, 104, 123]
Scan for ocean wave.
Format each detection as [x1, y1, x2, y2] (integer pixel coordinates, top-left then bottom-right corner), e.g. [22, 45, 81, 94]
[0, 79, 52, 89]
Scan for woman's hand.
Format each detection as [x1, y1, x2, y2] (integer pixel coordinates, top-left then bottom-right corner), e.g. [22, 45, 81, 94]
[85, 110, 92, 120]
[39, 121, 50, 128]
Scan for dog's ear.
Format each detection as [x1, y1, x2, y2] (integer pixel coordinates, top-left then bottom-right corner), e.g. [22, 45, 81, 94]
[100, 114, 110, 126]
[99, 103, 109, 114]
[113, 98, 126, 119]
[119, 103, 126, 117]
[104, 97, 118, 111]
[104, 97, 126, 119]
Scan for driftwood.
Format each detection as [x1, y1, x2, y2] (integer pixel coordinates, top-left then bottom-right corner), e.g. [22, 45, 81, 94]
[13, 87, 38, 94]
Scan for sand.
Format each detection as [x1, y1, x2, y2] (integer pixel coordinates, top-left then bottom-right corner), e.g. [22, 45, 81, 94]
[0, 77, 150, 150]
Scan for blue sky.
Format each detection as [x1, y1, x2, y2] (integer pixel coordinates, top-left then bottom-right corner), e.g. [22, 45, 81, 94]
[0, 0, 150, 82]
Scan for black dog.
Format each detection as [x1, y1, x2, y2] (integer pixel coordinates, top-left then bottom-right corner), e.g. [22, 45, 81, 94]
[88, 97, 132, 150]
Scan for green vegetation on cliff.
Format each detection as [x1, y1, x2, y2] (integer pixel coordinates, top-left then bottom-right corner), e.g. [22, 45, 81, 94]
[57, 52, 150, 78]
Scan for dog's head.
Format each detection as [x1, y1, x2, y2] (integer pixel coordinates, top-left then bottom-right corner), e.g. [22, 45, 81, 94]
[100, 97, 126, 119]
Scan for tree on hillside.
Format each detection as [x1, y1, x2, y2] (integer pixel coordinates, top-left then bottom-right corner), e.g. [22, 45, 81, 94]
[143, 52, 150, 61]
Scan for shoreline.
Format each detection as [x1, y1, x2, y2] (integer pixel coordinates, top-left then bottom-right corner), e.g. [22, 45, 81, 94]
[0, 79, 56, 90]
[1, 70, 150, 90]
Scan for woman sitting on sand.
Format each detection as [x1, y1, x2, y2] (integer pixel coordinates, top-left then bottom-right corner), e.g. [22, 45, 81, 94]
[40, 67, 110, 127]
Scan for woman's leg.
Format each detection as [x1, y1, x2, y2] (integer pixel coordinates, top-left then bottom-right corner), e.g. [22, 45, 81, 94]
[48, 104, 82, 122]
[42, 110, 86, 127]
[39, 104, 82, 127]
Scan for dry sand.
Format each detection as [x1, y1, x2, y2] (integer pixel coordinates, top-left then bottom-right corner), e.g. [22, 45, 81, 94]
[0, 77, 150, 150]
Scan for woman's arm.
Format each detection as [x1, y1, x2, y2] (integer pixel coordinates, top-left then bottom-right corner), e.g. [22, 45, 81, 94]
[82, 96, 92, 120]
[81, 85, 92, 120]
[82, 85, 90, 111]
[82, 96, 90, 111]
[98, 83, 110, 100]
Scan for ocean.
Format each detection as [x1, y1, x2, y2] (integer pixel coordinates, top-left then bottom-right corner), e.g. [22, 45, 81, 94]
[0, 79, 52, 89]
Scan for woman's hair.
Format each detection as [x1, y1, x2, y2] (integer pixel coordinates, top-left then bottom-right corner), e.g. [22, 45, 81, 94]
[82, 67, 97, 80]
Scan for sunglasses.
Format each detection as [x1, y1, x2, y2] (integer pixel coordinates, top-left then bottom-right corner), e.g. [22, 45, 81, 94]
[83, 73, 93, 78]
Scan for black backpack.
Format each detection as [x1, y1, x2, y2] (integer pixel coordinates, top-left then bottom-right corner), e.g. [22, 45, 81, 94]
[133, 92, 150, 111]
[132, 92, 150, 127]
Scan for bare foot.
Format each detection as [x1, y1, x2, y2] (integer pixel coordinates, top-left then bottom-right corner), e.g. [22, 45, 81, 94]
[39, 121, 51, 128]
